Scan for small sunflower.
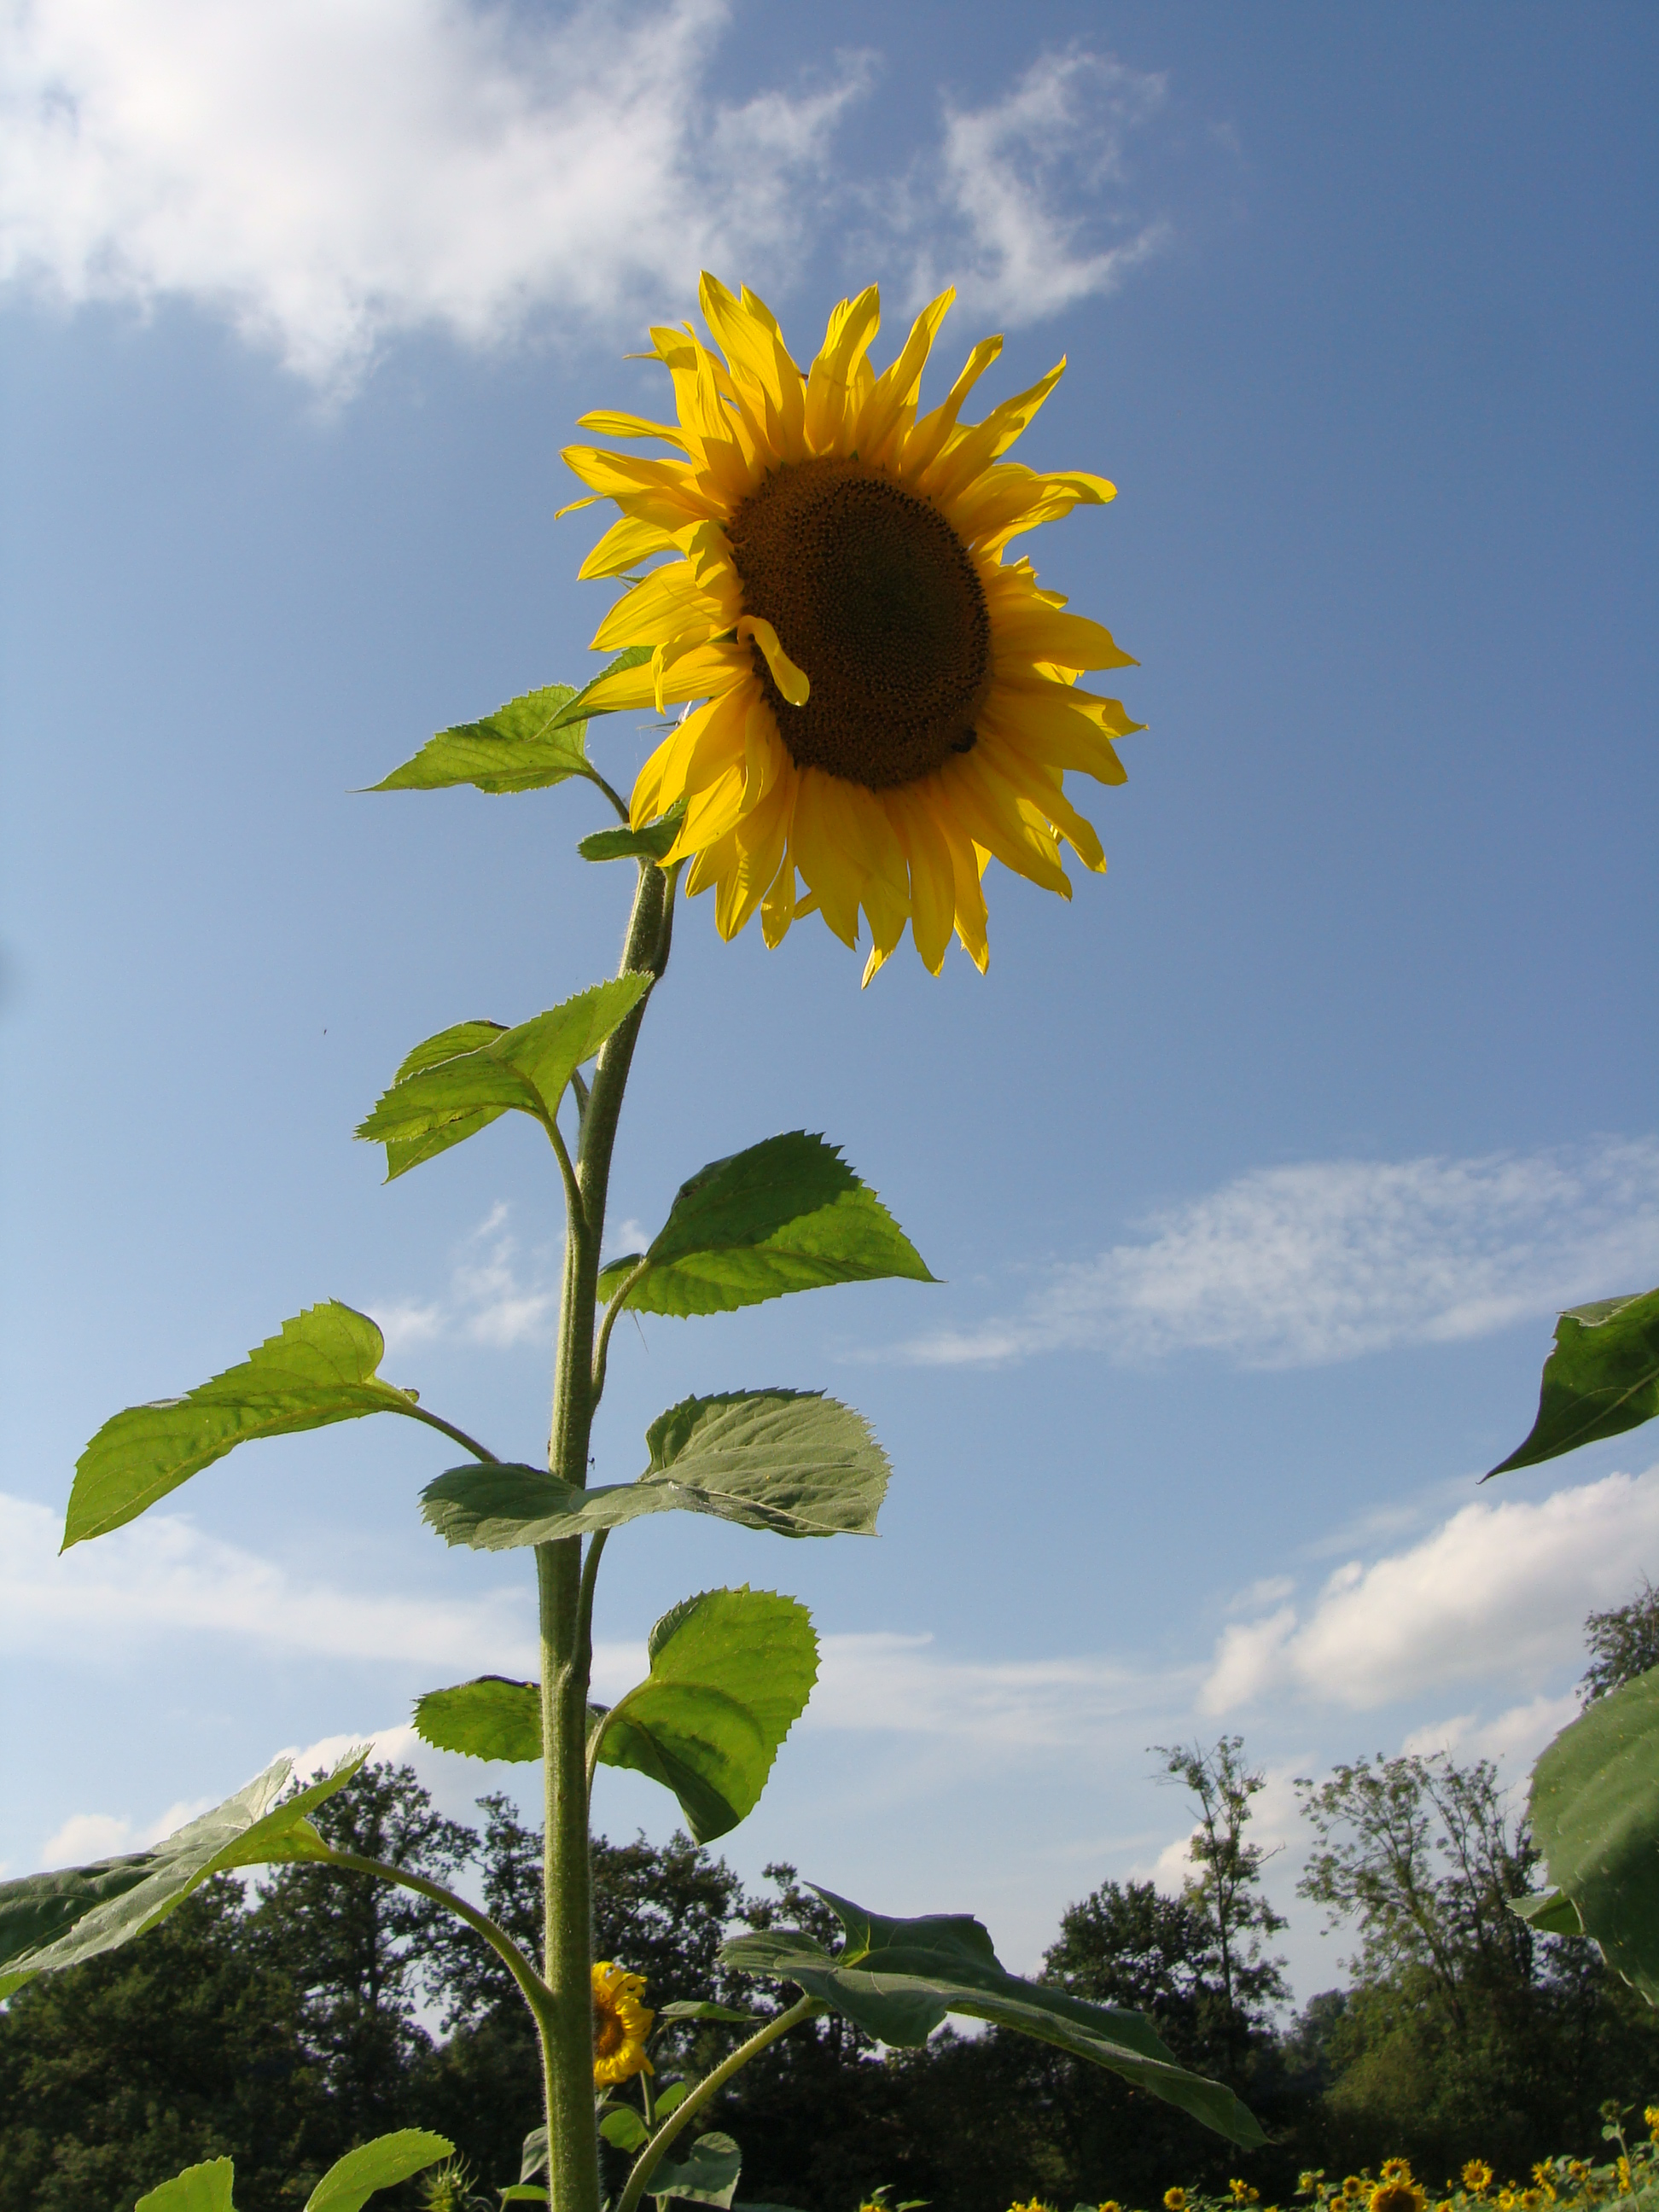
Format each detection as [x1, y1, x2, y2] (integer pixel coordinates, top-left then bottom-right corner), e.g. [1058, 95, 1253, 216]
[1382, 2167, 1415, 2187]
[562, 273, 1138, 982]
[1371, 2183, 1427, 2212]
[1344, 2182, 1367, 2202]
[1231, 2184, 1261, 2203]
[1464, 2167, 1494, 2197]
[591, 1959, 654, 2087]
[1165, 2190, 1190, 2209]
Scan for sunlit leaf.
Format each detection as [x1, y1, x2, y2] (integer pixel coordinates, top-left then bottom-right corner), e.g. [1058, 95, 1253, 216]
[67, 1305, 420, 1545]
[1487, 1288, 1659, 1476]
[721, 1887, 1265, 2147]
[1527, 1665, 1659, 2003]
[370, 684, 592, 795]
[595, 1589, 818, 1842]
[600, 2108, 650, 2152]
[422, 1391, 887, 1547]
[136, 2159, 236, 2212]
[0, 1749, 365, 2000]
[358, 975, 651, 1180]
[597, 1133, 935, 1318]
[306, 2130, 455, 2212]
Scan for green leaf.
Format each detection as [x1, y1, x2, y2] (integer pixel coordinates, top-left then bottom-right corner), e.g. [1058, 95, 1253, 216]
[0, 1749, 365, 2000]
[422, 1390, 888, 1548]
[306, 2132, 455, 2212]
[647, 2129, 742, 2208]
[370, 684, 594, 795]
[602, 1133, 936, 1318]
[137, 2159, 237, 2212]
[595, 1589, 817, 1842]
[358, 976, 652, 1181]
[600, 2108, 652, 2152]
[720, 1887, 1265, 2148]
[521, 2128, 549, 2183]
[1487, 1289, 1659, 1476]
[418, 1592, 815, 1838]
[1511, 1888, 1586, 1936]
[67, 1305, 420, 1545]
[654, 2083, 692, 2117]
[500, 2192, 550, 2204]
[1528, 1665, 1659, 2003]
[580, 798, 687, 864]
[414, 1676, 543, 1762]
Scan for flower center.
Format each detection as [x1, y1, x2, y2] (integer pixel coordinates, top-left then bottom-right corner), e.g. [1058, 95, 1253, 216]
[593, 2004, 625, 2058]
[726, 457, 991, 789]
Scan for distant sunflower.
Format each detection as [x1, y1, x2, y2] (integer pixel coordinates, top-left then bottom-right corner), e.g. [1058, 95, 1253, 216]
[562, 273, 1139, 981]
[591, 1960, 653, 2087]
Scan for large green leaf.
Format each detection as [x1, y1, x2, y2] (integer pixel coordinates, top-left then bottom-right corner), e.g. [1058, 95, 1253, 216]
[0, 1749, 364, 2000]
[595, 1588, 818, 1842]
[596, 1133, 935, 1319]
[414, 1592, 816, 1839]
[306, 2130, 456, 2212]
[1525, 1666, 1659, 2003]
[137, 2161, 236, 2212]
[422, 1390, 888, 1548]
[370, 683, 592, 795]
[67, 1305, 422, 1545]
[1487, 1289, 1659, 1476]
[720, 1888, 1265, 2147]
[357, 975, 652, 1180]
[647, 2130, 742, 2208]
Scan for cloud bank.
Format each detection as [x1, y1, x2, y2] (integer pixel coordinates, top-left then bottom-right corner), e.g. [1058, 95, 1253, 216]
[1, 0, 1175, 387]
[1202, 1462, 1659, 1714]
[893, 1135, 1659, 1370]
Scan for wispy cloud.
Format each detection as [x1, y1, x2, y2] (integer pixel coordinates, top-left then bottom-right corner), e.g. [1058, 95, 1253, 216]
[1, 2, 1184, 389]
[0, 1492, 537, 1672]
[888, 1136, 1659, 1370]
[1200, 1462, 1659, 1715]
[897, 49, 1173, 323]
[373, 1202, 559, 1357]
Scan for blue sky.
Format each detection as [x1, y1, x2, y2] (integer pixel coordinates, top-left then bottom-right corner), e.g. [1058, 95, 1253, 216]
[3, 0, 1656, 2002]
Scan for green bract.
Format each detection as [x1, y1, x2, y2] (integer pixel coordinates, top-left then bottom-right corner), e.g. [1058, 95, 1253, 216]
[597, 1132, 936, 1318]
[66, 1305, 422, 1542]
[721, 1887, 1266, 2148]
[421, 1390, 888, 1545]
[1487, 1288, 1659, 1476]
[0, 1749, 364, 2000]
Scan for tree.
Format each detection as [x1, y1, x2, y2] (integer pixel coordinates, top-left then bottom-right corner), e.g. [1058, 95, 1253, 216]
[1154, 1737, 1289, 2064]
[0, 1877, 317, 2212]
[1581, 1580, 1659, 1703]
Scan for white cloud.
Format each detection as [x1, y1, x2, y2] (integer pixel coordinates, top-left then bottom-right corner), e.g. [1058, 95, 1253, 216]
[0, 0, 871, 387]
[1200, 1464, 1659, 1714]
[900, 49, 1173, 322]
[375, 1202, 557, 1355]
[890, 1135, 1659, 1370]
[1, 3, 1181, 388]
[38, 1793, 214, 1870]
[0, 1491, 536, 1671]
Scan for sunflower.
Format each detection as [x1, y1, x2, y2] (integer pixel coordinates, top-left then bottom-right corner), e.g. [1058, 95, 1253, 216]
[561, 273, 1138, 982]
[591, 1959, 654, 2086]
[1165, 2190, 1189, 2209]
[1464, 2168, 1494, 2198]
[1382, 2167, 1415, 2187]
[1371, 2185, 1427, 2212]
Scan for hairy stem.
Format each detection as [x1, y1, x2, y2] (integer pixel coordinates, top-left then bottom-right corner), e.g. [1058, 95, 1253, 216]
[538, 859, 674, 2212]
[615, 1995, 825, 2212]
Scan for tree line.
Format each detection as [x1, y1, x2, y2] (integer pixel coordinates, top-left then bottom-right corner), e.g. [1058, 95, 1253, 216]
[5, 1590, 1659, 2212]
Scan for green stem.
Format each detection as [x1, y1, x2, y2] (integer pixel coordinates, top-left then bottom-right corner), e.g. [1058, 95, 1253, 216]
[538, 860, 675, 2212]
[402, 1406, 502, 1464]
[614, 1995, 824, 2212]
[308, 1845, 551, 2027]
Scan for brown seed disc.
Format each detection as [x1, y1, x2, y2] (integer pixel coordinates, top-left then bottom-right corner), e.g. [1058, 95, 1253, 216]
[725, 457, 990, 789]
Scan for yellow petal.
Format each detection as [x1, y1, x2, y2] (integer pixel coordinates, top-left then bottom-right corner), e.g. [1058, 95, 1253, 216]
[715, 769, 794, 939]
[939, 812, 990, 971]
[736, 615, 810, 705]
[805, 285, 881, 453]
[591, 559, 732, 651]
[561, 445, 716, 532]
[992, 606, 1137, 673]
[981, 731, 1108, 871]
[898, 335, 1002, 480]
[578, 512, 680, 581]
[576, 410, 690, 451]
[789, 770, 864, 946]
[923, 358, 1066, 508]
[981, 690, 1128, 785]
[853, 288, 955, 467]
[887, 786, 955, 975]
[585, 638, 749, 719]
[945, 753, 1071, 896]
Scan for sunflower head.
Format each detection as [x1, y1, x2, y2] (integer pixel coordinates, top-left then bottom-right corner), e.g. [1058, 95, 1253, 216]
[563, 274, 1139, 983]
[591, 1959, 654, 2086]
[1371, 2184, 1427, 2212]
[1464, 2168, 1494, 2198]
[1165, 2189, 1190, 2209]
